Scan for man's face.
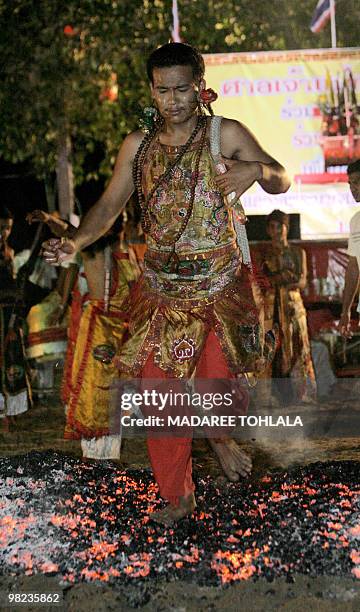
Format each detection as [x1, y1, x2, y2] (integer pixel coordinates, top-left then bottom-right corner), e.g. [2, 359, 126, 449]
[0, 218, 13, 243]
[267, 220, 288, 242]
[150, 65, 202, 125]
[348, 172, 360, 202]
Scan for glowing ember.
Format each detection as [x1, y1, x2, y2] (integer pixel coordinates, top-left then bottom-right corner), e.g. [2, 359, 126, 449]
[349, 525, 360, 538]
[0, 451, 359, 586]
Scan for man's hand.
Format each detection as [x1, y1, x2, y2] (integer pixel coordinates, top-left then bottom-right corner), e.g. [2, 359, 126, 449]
[42, 238, 76, 266]
[213, 158, 261, 200]
[339, 309, 352, 338]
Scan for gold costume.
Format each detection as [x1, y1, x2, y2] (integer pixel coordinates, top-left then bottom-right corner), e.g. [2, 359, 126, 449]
[64, 251, 139, 439]
[118, 138, 275, 378]
[259, 243, 316, 398]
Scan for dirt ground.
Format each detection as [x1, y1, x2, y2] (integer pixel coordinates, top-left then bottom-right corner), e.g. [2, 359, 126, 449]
[0, 573, 359, 611]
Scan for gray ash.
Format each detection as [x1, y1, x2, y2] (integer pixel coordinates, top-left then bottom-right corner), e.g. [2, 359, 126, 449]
[0, 451, 359, 586]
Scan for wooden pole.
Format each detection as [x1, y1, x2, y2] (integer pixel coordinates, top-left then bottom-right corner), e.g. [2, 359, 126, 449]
[330, 0, 337, 49]
[56, 132, 74, 220]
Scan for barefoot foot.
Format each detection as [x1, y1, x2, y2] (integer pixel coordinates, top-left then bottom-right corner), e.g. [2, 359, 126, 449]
[150, 493, 196, 526]
[208, 437, 252, 481]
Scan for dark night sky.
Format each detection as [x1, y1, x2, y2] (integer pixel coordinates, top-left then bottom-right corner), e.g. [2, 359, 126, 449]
[0, 159, 47, 251]
[0, 158, 105, 252]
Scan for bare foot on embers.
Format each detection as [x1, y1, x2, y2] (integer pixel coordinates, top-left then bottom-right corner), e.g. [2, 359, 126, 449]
[208, 437, 252, 481]
[150, 493, 196, 526]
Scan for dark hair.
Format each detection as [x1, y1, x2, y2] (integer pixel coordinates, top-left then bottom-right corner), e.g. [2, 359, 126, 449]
[348, 160, 360, 175]
[0, 204, 14, 220]
[147, 42, 205, 83]
[266, 209, 289, 228]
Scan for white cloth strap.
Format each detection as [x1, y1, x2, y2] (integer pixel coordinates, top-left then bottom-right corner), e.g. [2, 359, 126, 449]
[209, 115, 252, 268]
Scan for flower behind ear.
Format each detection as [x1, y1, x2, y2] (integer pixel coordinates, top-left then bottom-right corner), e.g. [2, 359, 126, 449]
[199, 88, 218, 116]
[200, 88, 218, 104]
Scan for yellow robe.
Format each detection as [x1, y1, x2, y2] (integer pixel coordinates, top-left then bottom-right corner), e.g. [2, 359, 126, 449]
[259, 243, 316, 399]
[64, 251, 139, 439]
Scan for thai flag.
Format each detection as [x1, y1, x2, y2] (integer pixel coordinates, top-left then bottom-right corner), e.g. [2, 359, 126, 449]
[310, 0, 334, 33]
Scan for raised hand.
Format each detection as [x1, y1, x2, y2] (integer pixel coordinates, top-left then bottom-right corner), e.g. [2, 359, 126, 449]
[26, 210, 50, 224]
[27, 210, 72, 238]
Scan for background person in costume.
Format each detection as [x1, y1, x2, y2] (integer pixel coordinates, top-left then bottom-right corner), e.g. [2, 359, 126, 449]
[0, 205, 31, 424]
[43, 42, 290, 524]
[339, 160, 360, 336]
[31, 209, 141, 458]
[258, 209, 316, 405]
[64, 216, 141, 459]
[27, 210, 81, 399]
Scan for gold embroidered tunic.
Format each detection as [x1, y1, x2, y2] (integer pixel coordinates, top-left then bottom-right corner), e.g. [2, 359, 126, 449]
[118, 138, 275, 379]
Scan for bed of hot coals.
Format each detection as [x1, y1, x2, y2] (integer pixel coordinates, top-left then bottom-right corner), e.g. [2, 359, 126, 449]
[0, 451, 359, 587]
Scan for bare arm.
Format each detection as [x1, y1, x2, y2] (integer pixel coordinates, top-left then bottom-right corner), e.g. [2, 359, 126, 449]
[43, 131, 143, 263]
[288, 249, 307, 290]
[339, 256, 360, 336]
[265, 248, 307, 290]
[47, 264, 79, 325]
[27, 210, 77, 238]
[298, 250, 307, 290]
[214, 119, 291, 199]
[56, 263, 79, 303]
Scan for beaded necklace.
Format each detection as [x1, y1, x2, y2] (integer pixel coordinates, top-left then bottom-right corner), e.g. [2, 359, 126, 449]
[133, 115, 207, 248]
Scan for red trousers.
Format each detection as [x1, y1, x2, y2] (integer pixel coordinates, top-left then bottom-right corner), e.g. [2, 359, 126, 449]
[141, 331, 248, 506]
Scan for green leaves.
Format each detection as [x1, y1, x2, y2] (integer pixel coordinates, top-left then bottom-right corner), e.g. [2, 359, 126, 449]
[1, 0, 358, 188]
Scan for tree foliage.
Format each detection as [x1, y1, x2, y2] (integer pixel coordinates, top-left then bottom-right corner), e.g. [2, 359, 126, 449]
[0, 0, 358, 188]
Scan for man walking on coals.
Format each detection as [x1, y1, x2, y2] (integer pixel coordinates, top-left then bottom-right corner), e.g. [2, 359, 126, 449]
[44, 43, 290, 525]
